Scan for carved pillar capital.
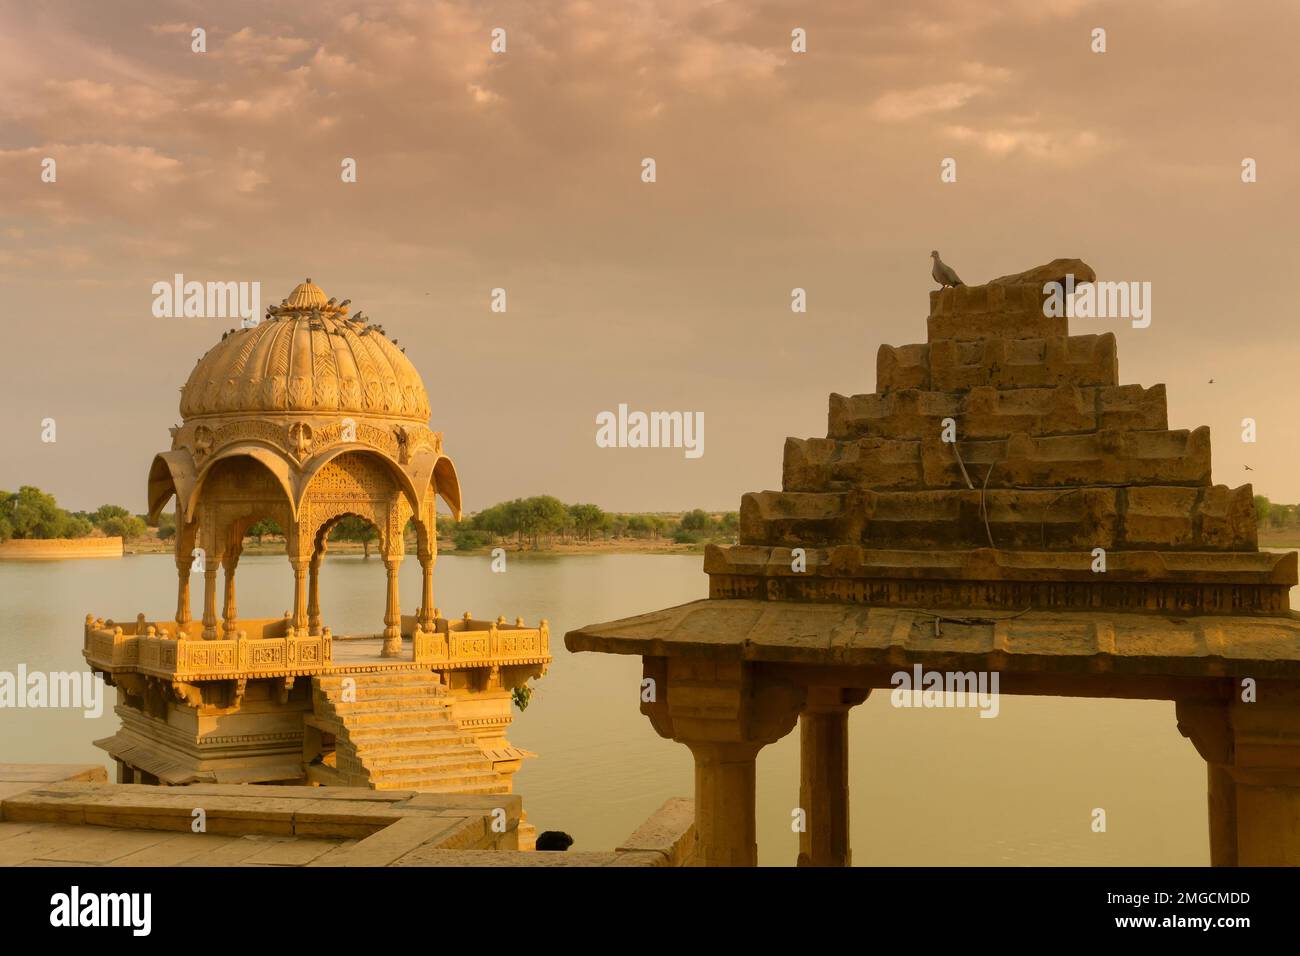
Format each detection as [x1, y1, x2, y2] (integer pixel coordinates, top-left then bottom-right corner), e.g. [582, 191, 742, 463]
[1177, 682, 1300, 866]
[641, 656, 805, 866]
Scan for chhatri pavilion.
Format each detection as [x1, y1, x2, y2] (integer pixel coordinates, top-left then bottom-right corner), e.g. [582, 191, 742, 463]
[84, 280, 549, 797]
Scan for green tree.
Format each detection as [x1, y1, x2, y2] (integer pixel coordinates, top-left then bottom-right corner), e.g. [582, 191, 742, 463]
[473, 502, 519, 542]
[8, 486, 72, 538]
[1254, 495, 1271, 527]
[92, 504, 131, 528]
[245, 518, 283, 543]
[100, 514, 147, 539]
[0, 492, 12, 542]
[569, 503, 605, 541]
[680, 509, 713, 533]
[329, 515, 379, 557]
[519, 496, 568, 549]
[453, 528, 493, 551]
[625, 514, 653, 538]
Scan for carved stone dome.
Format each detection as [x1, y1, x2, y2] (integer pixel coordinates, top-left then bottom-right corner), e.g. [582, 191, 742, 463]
[179, 280, 430, 423]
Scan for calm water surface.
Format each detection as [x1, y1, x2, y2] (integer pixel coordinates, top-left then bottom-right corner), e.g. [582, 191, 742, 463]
[0, 551, 1223, 865]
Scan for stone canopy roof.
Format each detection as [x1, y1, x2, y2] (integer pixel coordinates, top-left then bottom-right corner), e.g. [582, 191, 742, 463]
[180, 280, 430, 423]
[706, 258, 1296, 617]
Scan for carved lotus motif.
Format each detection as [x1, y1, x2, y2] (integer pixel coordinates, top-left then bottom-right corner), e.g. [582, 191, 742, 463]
[289, 376, 312, 409]
[262, 377, 281, 408]
[315, 374, 338, 408]
[340, 377, 362, 409]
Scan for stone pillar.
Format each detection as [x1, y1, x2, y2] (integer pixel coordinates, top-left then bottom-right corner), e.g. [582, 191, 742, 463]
[381, 556, 402, 657]
[418, 551, 436, 630]
[308, 542, 326, 636]
[797, 687, 869, 867]
[687, 740, 764, 866]
[175, 560, 191, 631]
[175, 519, 195, 633]
[201, 564, 220, 640]
[641, 656, 804, 867]
[221, 553, 238, 638]
[1177, 684, 1300, 866]
[290, 559, 309, 634]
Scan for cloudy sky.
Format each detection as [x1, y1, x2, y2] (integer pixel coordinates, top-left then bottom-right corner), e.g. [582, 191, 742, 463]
[1, 0, 1297, 514]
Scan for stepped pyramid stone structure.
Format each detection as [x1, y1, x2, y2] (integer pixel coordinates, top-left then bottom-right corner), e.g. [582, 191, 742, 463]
[84, 280, 549, 798]
[568, 258, 1300, 867]
[708, 257, 1290, 614]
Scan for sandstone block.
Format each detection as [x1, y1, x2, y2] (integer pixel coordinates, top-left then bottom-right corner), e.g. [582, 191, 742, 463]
[875, 343, 930, 391]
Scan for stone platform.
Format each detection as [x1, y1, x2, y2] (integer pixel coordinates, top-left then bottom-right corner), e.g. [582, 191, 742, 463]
[0, 765, 694, 867]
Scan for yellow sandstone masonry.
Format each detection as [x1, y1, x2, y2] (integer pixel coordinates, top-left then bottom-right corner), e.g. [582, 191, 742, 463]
[566, 258, 1300, 867]
[726, 258, 1277, 613]
[82, 280, 550, 796]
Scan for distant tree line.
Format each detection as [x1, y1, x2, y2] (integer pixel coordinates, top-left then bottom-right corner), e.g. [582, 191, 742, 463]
[0, 487, 148, 542]
[1254, 496, 1300, 532]
[0, 486, 739, 555]
[444, 496, 739, 551]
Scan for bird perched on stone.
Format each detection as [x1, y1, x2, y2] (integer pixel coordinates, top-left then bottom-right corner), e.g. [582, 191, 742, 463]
[930, 250, 964, 288]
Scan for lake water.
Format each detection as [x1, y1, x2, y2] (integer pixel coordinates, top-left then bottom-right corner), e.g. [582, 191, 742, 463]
[0, 551, 1225, 865]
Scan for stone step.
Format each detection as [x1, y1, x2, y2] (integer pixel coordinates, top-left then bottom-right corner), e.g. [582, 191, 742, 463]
[322, 708, 460, 729]
[322, 696, 454, 715]
[316, 684, 450, 703]
[365, 763, 499, 786]
[316, 672, 444, 690]
[370, 777, 508, 795]
[784, 426, 1211, 492]
[360, 749, 494, 771]
[739, 485, 1257, 551]
[876, 334, 1118, 392]
[310, 669, 507, 796]
[828, 383, 1166, 442]
[347, 732, 481, 755]
[341, 718, 472, 739]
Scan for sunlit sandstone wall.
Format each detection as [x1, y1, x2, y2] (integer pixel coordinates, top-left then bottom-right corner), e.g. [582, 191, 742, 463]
[0, 537, 123, 559]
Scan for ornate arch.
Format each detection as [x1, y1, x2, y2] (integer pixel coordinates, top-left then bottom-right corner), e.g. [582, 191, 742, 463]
[296, 450, 411, 560]
[184, 442, 296, 523]
[295, 443, 421, 517]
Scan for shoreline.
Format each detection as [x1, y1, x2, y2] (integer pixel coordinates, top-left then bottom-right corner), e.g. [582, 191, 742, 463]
[120, 537, 723, 557]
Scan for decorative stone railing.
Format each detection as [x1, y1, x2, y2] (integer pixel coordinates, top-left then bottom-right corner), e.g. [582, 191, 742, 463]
[83, 614, 333, 680]
[414, 613, 551, 669]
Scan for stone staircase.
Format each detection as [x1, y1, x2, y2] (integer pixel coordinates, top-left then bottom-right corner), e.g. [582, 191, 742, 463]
[310, 672, 508, 795]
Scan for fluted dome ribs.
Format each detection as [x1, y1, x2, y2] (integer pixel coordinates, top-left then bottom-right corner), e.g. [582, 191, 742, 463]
[178, 281, 430, 423]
